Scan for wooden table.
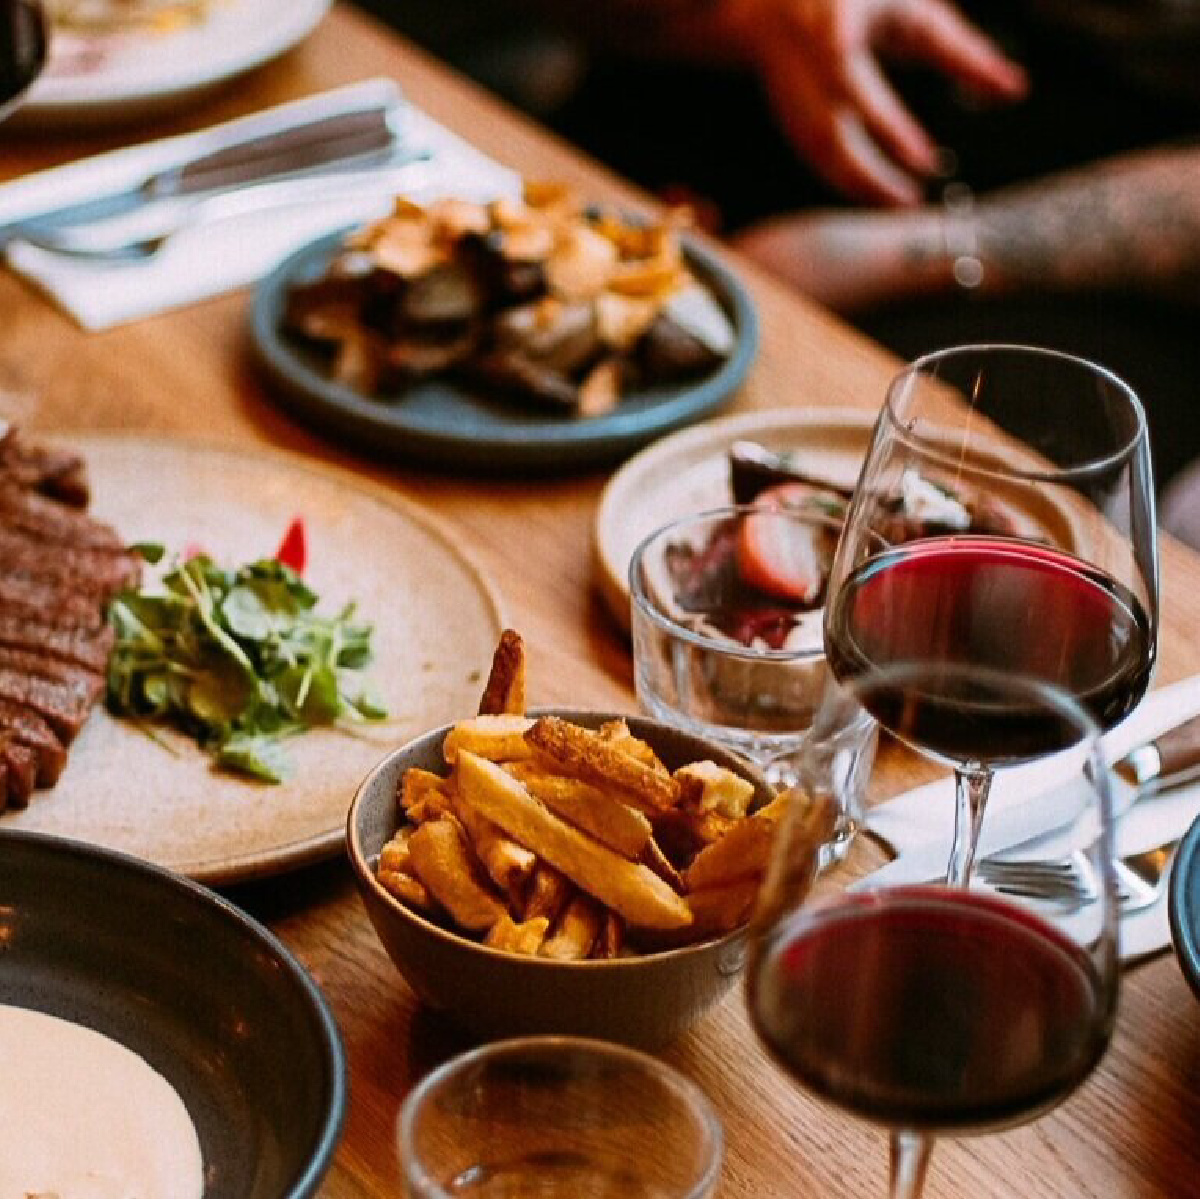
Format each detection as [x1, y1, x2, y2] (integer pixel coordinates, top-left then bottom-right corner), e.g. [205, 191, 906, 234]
[4, 6, 1199, 1196]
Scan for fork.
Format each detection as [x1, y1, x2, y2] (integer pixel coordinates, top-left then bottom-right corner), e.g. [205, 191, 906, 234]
[16, 154, 434, 263]
[976, 837, 1181, 913]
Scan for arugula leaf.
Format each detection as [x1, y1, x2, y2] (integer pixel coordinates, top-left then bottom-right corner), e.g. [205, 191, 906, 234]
[106, 549, 388, 783]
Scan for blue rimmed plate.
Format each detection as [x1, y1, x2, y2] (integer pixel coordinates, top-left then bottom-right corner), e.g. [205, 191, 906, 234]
[250, 229, 758, 472]
[1169, 812, 1200, 999]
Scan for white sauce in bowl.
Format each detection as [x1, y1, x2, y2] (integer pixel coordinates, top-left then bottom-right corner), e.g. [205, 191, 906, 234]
[0, 1003, 204, 1199]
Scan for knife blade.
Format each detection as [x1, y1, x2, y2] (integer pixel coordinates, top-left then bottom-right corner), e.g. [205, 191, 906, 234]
[0, 100, 401, 251]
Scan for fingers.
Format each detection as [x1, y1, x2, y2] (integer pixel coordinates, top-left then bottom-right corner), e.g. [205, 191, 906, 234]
[845, 52, 939, 178]
[763, 60, 923, 205]
[887, 0, 1028, 99]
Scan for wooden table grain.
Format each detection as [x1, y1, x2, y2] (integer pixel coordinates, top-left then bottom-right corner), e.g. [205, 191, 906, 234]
[4, 6, 1200, 1196]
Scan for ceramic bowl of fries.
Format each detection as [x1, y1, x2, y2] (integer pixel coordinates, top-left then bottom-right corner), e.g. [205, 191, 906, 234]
[346, 630, 785, 1048]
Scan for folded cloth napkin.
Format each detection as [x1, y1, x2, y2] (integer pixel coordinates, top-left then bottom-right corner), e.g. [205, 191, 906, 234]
[1, 78, 520, 329]
[859, 674, 1200, 963]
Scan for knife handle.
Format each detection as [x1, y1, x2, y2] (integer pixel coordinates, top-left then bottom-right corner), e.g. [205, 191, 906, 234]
[1149, 712, 1200, 778]
[149, 105, 399, 198]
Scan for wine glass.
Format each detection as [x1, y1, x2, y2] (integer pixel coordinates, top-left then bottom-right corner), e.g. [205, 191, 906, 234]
[0, 0, 46, 121]
[824, 343, 1157, 884]
[748, 663, 1120, 1198]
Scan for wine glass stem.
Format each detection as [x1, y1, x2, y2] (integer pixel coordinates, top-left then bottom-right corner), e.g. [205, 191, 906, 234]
[889, 1130, 933, 1198]
[947, 764, 992, 886]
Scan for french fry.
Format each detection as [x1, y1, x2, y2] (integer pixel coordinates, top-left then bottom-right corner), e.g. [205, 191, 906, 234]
[523, 863, 573, 927]
[640, 837, 686, 894]
[377, 869, 434, 912]
[683, 792, 789, 892]
[505, 761, 653, 858]
[378, 830, 414, 876]
[597, 719, 668, 773]
[685, 878, 761, 937]
[406, 816, 507, 932]
[456, 751, 692, 930]
[542, 894, 604, 960]
[595, 910, 625, 959]
[477, 628, 527, 717]
[675, 760, 756, 820]
[400, 767, 454, 823]
[524, 715, 680, 814]
[449, 787, 537, 901]
[485, 913, 551, 956]
[443, 714, 535, 764]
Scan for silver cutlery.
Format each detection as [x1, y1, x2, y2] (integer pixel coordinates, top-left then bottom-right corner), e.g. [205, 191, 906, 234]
[976, 836, 1180, 913]
[0, 98, 403, 252]
[14, 154, 434, 261]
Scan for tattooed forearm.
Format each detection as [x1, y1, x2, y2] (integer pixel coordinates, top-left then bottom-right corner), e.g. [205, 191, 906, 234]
[974, 144, 1200, 302]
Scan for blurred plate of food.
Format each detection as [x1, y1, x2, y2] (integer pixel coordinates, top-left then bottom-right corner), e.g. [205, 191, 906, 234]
[22, 0, 331, 125]
[593, 405, 1086, 632]
[0, 430, 504, 884]
[250, 184, 758, 471]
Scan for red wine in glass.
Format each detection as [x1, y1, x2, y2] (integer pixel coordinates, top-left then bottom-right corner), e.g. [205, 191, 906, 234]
[825, 536, 1154, 762]
[0, 0, 45, 118]
[749, 886, 1114, 1134]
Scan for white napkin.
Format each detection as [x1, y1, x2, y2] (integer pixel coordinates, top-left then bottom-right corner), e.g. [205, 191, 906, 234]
[1, 78, 520, 329]
[859, 675, 1200, 963]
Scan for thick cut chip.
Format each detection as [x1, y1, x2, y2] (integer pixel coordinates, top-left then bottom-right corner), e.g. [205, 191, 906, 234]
[683, 793, 788, 892]
[505, 761, 653, 858]
[477, 628, 527, 716]
[541, 894, 603, 960]
[675, 760, 756, 820]
[443, 714, 535, 764]
[522, 862, 572, 925]
[378, 870, 434, 912]
[524, 716, 679, 814]
[685, 878, 761, 936]
[485, 914, 551, 956]
[406, 817, 507, 932]
[456, 751, 692, 930]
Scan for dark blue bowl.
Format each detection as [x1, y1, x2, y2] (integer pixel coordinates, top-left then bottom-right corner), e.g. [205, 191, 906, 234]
[1169, 812, 1200, 1000]
[251, 229, 758, 472]
[0, 831, 346, 1197]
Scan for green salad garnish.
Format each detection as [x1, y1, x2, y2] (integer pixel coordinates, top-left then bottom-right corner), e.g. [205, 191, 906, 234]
[106, 552, 387, 783]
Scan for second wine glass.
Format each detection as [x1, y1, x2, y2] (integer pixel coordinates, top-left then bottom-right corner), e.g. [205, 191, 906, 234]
[823, 343, 1158, 883]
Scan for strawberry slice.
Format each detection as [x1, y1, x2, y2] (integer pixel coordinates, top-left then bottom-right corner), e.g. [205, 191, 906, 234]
[736, 486, 831, 603]
[274, 516, 307, 574]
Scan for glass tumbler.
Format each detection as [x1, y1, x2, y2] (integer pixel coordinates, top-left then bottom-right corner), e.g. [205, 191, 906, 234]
[629, 504, 876, 805]
[397, 1036, 723, 1198]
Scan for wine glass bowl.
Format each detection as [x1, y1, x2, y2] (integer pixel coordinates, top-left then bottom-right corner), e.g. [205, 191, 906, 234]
[747, 663, 1120, 1197]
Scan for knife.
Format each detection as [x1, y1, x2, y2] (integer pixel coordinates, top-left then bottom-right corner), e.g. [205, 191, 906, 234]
[0, 100, 401, 251]
[1114, 711, 1200, 793]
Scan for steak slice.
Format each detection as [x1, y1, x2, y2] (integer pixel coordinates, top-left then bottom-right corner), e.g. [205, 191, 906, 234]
[0, 614, 113, 674]
[0, 528, 139, 597]
[0, 645, 103, 703]
[0, 430, 88, 507]
[0, 576, 106, 630]
[0, 669, 94, 741]
[0, 698, 66, 784]
[0, 484, 123, 551]
[0, 736, 37, 809]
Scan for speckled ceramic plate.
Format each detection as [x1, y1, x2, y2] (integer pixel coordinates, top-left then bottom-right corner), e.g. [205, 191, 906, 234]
[2, 435, 504, 884]
[21, 0, 331, 126]
[251, 229, 759, 472]
[592, 407, 878, 632]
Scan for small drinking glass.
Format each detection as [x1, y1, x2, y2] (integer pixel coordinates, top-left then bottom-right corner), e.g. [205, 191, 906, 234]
[629, 504, 876, 803]
[397, 1036, 723, 1198]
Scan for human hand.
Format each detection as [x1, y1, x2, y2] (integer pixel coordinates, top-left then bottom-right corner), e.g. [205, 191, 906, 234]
[733, 0, 1026, 204]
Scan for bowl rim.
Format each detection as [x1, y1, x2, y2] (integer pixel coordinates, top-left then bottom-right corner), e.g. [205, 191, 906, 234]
[345, 707, 770, 969]
[0, 827, 348, 1198]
